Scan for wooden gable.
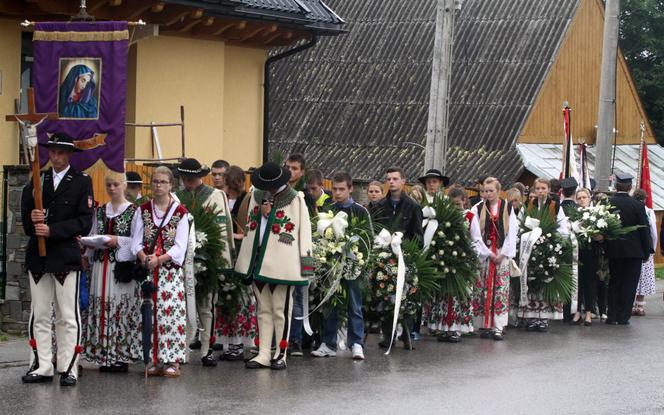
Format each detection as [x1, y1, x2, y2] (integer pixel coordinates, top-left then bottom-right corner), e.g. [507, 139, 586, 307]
[518, 0, 656, 145]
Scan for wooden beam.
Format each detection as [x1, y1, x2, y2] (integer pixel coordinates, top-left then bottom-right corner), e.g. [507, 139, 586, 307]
[238, 24, 277, 43]
[191, 18, 245, 36]
[264, 30, 292, 46]
[151, 2, 165, 13]
[190, 8, 203, 19]
[161, 17, 203, 33]
[146, 4, 192, 26]
[86, 0, 110, 13]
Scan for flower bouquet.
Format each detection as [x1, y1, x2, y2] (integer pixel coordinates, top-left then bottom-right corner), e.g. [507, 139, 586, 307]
[424, 195, 480, 301]
[569, 203, 641, 247]
[308, 211, 373, 315]
[518, 206, 574, 304]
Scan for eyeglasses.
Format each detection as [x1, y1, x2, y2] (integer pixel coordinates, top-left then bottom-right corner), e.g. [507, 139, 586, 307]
[152, 180, 170, 186]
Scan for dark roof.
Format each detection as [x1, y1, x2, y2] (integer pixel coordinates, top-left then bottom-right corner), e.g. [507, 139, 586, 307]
[268, 0, 580, 184]
[164, 0, 345, 33]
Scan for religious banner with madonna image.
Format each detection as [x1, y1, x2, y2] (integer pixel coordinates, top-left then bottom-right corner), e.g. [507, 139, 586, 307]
[32, 21, 128, 172]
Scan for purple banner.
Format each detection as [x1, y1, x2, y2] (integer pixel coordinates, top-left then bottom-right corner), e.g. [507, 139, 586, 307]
[32, 21, 128, 172]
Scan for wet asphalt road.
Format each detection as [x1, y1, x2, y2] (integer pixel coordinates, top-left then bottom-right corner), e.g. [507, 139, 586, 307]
[2, 287, 664, 414]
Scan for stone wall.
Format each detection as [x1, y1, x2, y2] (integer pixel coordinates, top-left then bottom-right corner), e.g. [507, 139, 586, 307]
[1, 165, 30, 334]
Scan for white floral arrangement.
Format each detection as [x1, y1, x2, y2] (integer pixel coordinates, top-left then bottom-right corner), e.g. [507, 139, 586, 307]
[569, 204, 639, 246]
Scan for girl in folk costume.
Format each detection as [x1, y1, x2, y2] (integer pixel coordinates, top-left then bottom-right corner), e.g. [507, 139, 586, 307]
[429, 187, 483, 342]
[131, 166, 190, 378]
[83, 172, 141, 372]
[214, 165, 258, 361]
[471, 177, 518, 341]
[632, 189, 657, 317]
[519, 178, 569, 332]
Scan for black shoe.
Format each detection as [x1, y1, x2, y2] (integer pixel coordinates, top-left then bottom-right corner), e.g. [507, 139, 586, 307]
[245, 360, 270, 369]
[584, 320, 592, 327]
[570, 318, 583, 326]
[536, 322, 548, 332]
[221, 346, 245, 361]
[493, 331, 504, 341]
[270, 359, 287, 370]
[288, 342, 303, 357]
[618, 320, 630, 325]
[437, 332, 450, 342]
[22, 373, 53, 384]
[59, 373, 77, 386]
[605, 319, 618, 325]
[189, 339, 202, 350]
[447, 332, 461, 343]
[212, 343, 223, 351]
[201, 350, 218, 367]
[480, 329, 492, 338]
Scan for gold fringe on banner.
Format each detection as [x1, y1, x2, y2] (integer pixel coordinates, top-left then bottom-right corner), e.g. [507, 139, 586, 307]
[33, 30, 129, 42]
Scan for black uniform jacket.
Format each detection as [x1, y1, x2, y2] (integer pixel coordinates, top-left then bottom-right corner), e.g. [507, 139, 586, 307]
[372, 192, 423, 243]
[21, 167, 94, 274]
[604, 193, 651, 260]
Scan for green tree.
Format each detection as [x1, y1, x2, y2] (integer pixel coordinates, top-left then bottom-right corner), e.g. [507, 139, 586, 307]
[620, 0, 664, 144]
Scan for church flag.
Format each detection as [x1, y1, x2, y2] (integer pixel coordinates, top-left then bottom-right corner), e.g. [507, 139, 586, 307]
[639, 139, 653, 209]
[32, 21, 128, 172]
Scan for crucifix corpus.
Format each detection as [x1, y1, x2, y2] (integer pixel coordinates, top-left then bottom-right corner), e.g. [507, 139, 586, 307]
[5, 87, 58, 256]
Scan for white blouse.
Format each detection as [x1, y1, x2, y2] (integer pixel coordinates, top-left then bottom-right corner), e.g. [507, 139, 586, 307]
[471, 200, 518, 259]
[130, 200, 189, 266]
[646, 207, 658, 251]
[86, 201, 135, 262]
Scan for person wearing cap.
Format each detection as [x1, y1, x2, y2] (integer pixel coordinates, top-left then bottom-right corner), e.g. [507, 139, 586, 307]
[125, 171, 147, 205]
[21, 133, 94, 386]
[418, 168, 450, 204]
[176, 158, 234, 367]
[604, 172, 651, 325]
[559, 177, 579, 322]
[235, 162, 313, 370]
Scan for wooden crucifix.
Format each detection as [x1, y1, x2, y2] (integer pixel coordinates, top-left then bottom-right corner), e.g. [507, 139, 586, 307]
[5, 87, 58, 256]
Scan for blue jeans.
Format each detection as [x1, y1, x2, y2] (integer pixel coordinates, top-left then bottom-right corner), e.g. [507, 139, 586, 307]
[290, 286, 304, 344]
[322, 279, 364, 350]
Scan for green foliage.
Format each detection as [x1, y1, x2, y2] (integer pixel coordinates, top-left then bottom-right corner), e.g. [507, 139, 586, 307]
[620, 0, 664, 143]
[519, 206, 574, 305]
[177, 191, 228, 306]
[425, 195, 481, 300]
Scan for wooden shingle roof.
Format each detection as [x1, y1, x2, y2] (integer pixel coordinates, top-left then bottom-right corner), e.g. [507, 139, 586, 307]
[269, 0, 580, 184]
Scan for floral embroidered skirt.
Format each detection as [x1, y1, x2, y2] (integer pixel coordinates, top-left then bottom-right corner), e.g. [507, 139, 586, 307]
[214, 300, 258, 347]
[84, 261, 142, 365]
[473, 260, 510, 330]
[152, 266, 187, 364]
[518, 292, 563, 320]
[428, 295, 474, 333]
[636, 254, 656, 297]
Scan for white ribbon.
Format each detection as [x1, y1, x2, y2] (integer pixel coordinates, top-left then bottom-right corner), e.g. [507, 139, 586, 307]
[316, 211, 349, 240]
[374, 229, 405, 355]
[421, 206, 438, 251]
[183, 215, 198, 362]
[569, 231, 579, 314]
[518, 217, 542, 315]
[298, 262, 344, 336]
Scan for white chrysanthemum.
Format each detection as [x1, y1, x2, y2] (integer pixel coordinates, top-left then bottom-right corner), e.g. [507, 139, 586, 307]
[596, 218, 608, 229]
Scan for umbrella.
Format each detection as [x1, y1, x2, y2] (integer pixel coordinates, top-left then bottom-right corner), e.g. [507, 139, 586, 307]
[140, 279, 155, 378]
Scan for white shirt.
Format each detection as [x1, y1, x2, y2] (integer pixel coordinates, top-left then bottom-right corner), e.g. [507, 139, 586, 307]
[52, 165, 71, 191]
[130, 200, 189, 266]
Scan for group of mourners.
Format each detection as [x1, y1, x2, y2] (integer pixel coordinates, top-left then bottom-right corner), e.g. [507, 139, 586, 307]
[19, 133, 657, 387]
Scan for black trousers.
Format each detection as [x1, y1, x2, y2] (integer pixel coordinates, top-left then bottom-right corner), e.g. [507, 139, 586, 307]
[563, 249, 599, 320]
[578, 249, 599, 312]
[607, 258, 643, 323]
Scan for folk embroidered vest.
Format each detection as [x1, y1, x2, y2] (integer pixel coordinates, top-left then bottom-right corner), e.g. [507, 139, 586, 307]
[93, 203, 136, 263]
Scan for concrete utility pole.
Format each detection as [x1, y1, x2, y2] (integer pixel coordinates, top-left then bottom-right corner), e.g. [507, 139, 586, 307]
[424, 0, 461, 175]
[594, 0, 620, 192]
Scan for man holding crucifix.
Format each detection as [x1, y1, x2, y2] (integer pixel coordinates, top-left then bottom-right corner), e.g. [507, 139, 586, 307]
[20, 133, 94, 386]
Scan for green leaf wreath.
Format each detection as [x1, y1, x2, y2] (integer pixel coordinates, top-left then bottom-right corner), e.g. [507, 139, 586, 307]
[425, 195, 480, 301]
[519, 206, 574, 305]
[368, 236, 438, 319]
[178, 191, 229, 306]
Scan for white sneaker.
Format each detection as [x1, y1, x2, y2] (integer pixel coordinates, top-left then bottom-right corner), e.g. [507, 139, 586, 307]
[351, 344, 364, 361]
[311, 343, 336, 357]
